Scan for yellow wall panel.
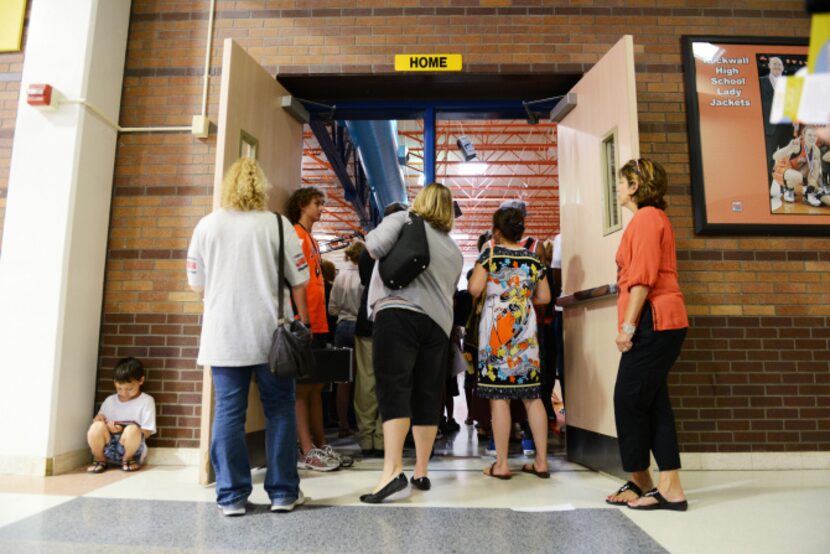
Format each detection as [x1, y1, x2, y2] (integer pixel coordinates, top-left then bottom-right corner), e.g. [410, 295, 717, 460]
[0, 0, 27, 52]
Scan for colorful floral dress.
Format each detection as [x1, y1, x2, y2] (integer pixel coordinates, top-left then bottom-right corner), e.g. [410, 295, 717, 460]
[476, 245, 546, 399]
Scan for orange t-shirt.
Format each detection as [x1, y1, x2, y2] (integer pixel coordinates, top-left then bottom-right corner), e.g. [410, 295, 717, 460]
[294, 223, 329, 334]
[615, 207, 688, 331]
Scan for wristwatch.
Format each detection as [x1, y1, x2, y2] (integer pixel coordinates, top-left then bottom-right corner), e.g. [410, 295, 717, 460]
[622, 323, 636, 335]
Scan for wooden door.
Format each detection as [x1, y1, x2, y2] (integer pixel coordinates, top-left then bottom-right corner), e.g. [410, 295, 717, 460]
[557, 35, 640, 477]
[199, 39, 304, 484]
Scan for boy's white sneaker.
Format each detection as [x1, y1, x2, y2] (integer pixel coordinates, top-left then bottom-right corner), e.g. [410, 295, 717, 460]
[218, 499, 246, 517]
[271, 490, 306, 513]
[297, 448, 340, 471]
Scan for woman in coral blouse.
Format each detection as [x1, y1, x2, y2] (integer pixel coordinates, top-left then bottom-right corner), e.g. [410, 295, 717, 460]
[605, 158, 689, 512]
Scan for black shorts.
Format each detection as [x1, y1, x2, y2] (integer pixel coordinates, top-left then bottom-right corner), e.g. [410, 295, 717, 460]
[373, 308, 449, 426]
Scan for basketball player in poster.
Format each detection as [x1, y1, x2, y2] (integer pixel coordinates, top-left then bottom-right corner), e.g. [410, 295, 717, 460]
[771, 125, 823, 208]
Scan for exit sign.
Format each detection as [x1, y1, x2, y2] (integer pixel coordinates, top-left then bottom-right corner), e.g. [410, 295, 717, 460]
[395, 54, 463, 72]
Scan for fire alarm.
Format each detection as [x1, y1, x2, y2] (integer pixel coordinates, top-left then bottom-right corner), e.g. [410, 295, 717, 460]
[27, 83, 58, 111]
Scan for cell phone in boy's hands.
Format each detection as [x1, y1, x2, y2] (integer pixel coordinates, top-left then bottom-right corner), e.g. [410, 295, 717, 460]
[112, 420, 139, 429]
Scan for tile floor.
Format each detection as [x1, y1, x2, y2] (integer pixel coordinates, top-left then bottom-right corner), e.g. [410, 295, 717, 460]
[1, 423, 828, 553]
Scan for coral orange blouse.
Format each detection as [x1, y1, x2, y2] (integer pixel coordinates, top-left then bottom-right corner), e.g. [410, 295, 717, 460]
[615, 207, 688, 331]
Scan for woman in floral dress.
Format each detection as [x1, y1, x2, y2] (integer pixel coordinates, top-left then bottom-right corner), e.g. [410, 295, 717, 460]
[468, 207, 551, 480]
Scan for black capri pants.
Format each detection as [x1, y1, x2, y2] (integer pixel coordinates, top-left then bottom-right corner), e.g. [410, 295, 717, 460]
[614, 302, 686, 473]
[373, 308, 449, 426]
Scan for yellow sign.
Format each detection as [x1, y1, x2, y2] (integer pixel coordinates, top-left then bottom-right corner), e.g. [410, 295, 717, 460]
[0, 0, 27, 52]
[807, 14, 830, 73]
[395, 54, 462, 72]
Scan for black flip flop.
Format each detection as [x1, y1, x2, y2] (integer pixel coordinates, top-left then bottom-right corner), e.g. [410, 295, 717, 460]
[627, 489, 688, 512]
[605, 481, 644, 506]
[483, 462, 511, 480]
[520, 463, 550, 479]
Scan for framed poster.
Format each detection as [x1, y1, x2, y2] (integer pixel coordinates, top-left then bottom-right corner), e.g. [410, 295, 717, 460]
[682, 36, 830, 235]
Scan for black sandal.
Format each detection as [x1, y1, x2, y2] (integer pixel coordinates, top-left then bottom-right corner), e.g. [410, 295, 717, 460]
[605, 481, 643, 505]
[121, 459, 140, 472]
[627, 489, 688, 512]
[87, 460, 107, 474]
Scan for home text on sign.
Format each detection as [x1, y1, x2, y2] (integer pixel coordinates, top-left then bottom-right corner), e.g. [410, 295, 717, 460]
[395, 54, 462, 72]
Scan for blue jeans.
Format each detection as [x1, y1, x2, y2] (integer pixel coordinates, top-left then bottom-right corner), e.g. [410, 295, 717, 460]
[334, 319, 356, 348]
[211, 364, 299, 506]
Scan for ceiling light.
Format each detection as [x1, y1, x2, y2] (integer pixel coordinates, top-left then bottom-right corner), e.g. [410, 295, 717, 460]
[457, 162, 488, 176]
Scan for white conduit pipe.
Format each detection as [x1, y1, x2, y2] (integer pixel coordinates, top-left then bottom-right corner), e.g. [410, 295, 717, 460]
[61, 0, 216, 133]
[200, 0, 216, 118]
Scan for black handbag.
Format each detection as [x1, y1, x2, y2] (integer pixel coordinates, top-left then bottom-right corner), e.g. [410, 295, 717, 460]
[378, 212, 430, 290]
[268, 214, 314, 379]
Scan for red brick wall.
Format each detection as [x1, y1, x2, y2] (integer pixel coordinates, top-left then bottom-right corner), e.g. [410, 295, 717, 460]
[90, 1, 830, 450]
[0, 6, 28, 252]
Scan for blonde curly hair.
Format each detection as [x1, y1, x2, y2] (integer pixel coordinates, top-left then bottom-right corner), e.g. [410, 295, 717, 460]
[221, 158, 269, 211]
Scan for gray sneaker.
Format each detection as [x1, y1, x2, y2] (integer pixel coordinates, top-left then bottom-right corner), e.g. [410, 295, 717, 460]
[321, 445, 354, 468]
[218, 499, 246, 517]
[297, 447, 340, 471]
[271, 490, 305, 513]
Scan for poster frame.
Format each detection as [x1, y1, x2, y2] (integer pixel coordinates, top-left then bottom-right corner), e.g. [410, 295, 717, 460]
[681, 35, 827, 236]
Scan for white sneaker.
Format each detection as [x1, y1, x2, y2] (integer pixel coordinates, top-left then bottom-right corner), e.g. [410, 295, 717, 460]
[770, 181, 781, 198]
[218, 499, 246, 517]
[297, 448, 340, 472]
[320, 445, 354, 468]
[783, 189, 795, 203]
[271, 490, 305, 512]
[805, 193, 822, 207]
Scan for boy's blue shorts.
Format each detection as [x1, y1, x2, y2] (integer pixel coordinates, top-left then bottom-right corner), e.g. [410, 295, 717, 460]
[103, 430, 146, 465]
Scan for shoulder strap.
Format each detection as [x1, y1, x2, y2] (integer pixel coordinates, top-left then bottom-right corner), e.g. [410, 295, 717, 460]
[276, 213, 285, 324]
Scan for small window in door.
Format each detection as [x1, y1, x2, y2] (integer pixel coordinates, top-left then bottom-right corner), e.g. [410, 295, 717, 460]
[601, 130, 621, 235]
[239, 129, 258, 160]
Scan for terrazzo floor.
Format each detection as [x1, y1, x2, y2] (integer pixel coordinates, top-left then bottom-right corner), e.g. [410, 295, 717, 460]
[1, 417, 829, 553]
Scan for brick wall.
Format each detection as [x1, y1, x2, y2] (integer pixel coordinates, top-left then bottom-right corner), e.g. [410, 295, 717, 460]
[37, 1, 830, 450]
[0, 6, 28, 252]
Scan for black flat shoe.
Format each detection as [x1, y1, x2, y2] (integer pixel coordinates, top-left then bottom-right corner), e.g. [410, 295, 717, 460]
[410, 476, 431, 491]
[359, 473, 408, 504]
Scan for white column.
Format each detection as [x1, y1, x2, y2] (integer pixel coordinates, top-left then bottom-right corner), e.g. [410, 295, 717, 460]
[0, 0, 131, 475]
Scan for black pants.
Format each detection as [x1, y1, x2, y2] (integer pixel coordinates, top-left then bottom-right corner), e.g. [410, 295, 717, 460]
[373, 309, 449, 426]
[614, 303, 686, 473]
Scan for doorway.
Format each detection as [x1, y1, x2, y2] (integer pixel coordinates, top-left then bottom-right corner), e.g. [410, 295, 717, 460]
[200, 36, 640, 484]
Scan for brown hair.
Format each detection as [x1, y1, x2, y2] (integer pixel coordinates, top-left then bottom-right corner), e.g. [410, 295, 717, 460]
[619, 158, 668, 210]
[286, 186, 325, 224]
[492, 207, 525, 243]
[321, 259, 337, 283]
[344, 240, 365, 264]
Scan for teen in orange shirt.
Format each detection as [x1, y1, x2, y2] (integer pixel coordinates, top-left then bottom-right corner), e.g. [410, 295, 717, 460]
[287, 187, 343, 472]
[606, 158, 689, 512]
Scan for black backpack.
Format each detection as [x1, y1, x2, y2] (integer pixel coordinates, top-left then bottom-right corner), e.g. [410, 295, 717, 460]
[378, 213, 430, 290]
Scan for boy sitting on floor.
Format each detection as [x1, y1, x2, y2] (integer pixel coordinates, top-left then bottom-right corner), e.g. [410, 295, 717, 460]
[86, 357, 156, 473]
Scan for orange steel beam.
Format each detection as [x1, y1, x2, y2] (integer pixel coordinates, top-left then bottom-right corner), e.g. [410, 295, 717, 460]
[322, 210, 365, 235]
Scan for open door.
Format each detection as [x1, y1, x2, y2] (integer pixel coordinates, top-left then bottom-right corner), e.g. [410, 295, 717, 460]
[199, 39, 304, 484]
[556, 35, 639, 477]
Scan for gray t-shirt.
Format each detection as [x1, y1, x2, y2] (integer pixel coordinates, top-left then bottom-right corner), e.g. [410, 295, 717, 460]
[366, 210, 463, 337]
[187, 209, 310, 366]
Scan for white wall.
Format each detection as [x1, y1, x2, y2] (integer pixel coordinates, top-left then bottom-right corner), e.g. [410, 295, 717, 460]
[0, 0, 131, 475]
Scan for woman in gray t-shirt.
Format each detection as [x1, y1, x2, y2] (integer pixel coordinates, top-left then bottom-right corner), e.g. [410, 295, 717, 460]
[359, 183, 463, 503]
